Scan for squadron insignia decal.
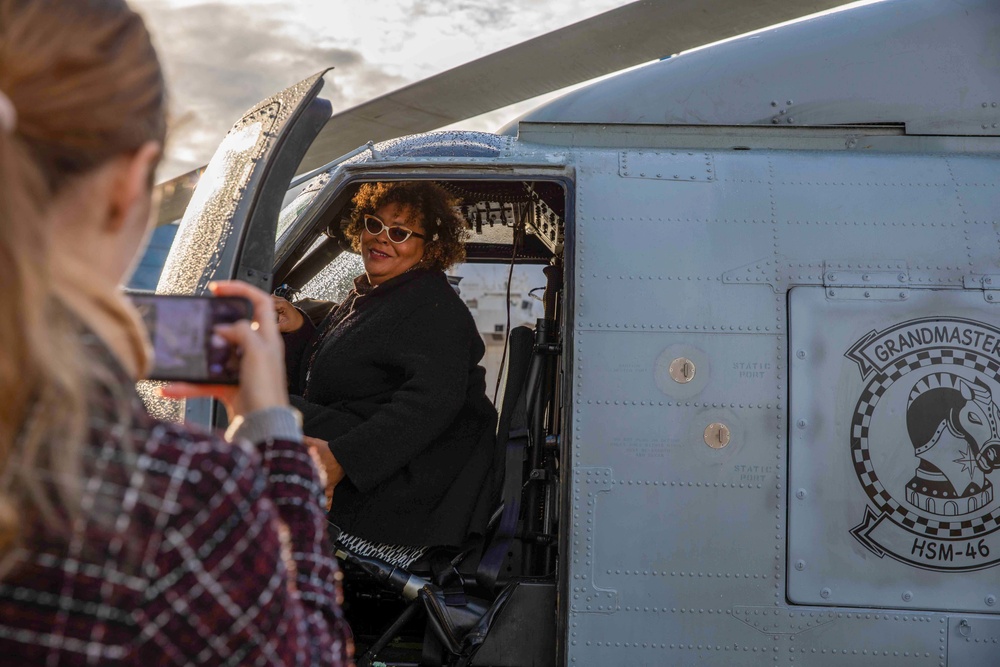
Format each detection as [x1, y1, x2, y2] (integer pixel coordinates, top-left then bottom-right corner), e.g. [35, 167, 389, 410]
[845, 318, 1000, 571]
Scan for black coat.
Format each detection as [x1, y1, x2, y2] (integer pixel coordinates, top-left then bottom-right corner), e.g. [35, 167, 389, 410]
[288, 269, 498, 547]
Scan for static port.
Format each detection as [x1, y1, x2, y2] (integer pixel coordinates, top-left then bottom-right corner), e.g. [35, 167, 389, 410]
[669, 357, 696, 383]
[704, 423, 731, 449]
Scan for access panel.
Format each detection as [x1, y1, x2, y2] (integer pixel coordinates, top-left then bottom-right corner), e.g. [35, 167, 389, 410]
[788, 286, 1000, 613]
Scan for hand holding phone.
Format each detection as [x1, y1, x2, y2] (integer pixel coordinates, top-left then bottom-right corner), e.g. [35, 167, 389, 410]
[132, 293, 252, 384]
[150, 281, 291, 421]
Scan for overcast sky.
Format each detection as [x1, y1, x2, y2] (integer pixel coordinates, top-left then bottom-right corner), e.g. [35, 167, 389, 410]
[130, 0, 636, 180]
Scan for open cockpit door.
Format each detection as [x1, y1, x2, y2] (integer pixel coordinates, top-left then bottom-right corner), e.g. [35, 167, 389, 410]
[157, 70, 331, 297]
[145, 71, 332, 425]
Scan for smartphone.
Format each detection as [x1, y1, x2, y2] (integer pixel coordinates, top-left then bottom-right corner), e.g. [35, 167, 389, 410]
[129, 294, 253, 384]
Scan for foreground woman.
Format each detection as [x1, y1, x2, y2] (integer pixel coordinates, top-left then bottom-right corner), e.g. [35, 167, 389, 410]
[0, 0, 350, 664]
[279, 182, 498, 561]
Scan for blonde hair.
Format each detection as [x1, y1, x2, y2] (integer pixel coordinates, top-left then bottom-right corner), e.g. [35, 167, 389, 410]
[0, 0, 166, 562]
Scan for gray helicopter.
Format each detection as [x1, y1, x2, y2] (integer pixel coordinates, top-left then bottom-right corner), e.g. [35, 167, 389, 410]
[146, 0, 1000, 664]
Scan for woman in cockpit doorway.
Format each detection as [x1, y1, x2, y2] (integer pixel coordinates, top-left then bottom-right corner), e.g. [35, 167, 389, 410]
[276, 181, 497, 567]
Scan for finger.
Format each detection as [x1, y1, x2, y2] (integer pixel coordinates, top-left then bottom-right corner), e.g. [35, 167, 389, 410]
[158, 382, 237, 402]
[212, 321, 265, 367]
[209, 281, 280, 339]
[213, 320, 261, 350]
[303, 436, 330, 448]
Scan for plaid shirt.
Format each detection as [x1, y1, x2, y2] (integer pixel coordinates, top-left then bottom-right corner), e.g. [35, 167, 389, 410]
[0, 345, 352, 666]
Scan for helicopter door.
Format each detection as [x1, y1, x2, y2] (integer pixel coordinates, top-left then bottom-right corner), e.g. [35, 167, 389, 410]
[157, 71, 332, 297]
[147, 71, 333, 426]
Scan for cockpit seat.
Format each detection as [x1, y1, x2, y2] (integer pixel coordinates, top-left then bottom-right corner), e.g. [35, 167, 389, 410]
[339, 325, 537, 666]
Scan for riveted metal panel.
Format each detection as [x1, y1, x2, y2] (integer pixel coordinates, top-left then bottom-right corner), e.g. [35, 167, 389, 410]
[769, 150, 955, 186]
[764, 150, 992, 291]
[947, 155, 1000, 224]
[561, 636, 783, 667]
[797, 612, 943, 665]
[581, 150, 773, 222]
[576, 150, 779, 333]
[772, 153, 966, 238]
[575, 329, 780, 405]
[592, 482, 780, 602]
[573, 400, 780, 493]
[789, 287, 1000, 612]
[568, 148, 791, 666]
[948, 616, 1000, 664]
[619, 150, 715, 181]
[565, 143, 1000, 666]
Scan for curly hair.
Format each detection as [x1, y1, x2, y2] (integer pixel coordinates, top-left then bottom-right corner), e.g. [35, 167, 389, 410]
[346, 181, 467, 272]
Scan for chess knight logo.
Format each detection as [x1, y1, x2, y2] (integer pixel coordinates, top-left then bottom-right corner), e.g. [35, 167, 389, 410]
[846, 317, 1000, 571]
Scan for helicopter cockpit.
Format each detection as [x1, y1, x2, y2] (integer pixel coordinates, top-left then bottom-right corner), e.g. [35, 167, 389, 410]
[268, 160, 569, 665]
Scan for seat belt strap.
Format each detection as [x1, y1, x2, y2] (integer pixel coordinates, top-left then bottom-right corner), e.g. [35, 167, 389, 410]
[476, 425, 528, 591]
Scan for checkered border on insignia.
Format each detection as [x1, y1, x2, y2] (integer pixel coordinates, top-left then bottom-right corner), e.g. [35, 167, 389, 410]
[851, 350, 1000, 539]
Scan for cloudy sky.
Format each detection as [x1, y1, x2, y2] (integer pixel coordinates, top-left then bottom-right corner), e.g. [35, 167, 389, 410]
[130, 0, 639, 180]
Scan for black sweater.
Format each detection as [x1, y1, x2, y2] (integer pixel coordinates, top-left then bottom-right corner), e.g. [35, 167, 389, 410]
[288, 269, 498, 547]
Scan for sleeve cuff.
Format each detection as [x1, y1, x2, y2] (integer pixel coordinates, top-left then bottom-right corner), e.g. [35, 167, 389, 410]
[226, 406, 303, 444]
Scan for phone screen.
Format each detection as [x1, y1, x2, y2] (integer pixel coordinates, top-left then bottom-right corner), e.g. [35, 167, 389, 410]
[130, 294, 253, 384]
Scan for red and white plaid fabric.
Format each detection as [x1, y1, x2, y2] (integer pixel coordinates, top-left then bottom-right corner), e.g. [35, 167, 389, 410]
[0, 350, 352, 666]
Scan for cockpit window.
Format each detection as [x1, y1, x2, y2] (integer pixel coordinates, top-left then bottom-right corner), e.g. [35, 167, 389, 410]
[276, 173, 330, 241]
[299, 252, 364, 303]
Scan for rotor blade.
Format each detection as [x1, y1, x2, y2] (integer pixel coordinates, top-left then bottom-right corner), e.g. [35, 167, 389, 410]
[155, 0, 853, 225]
[297, 0, 852, 172]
